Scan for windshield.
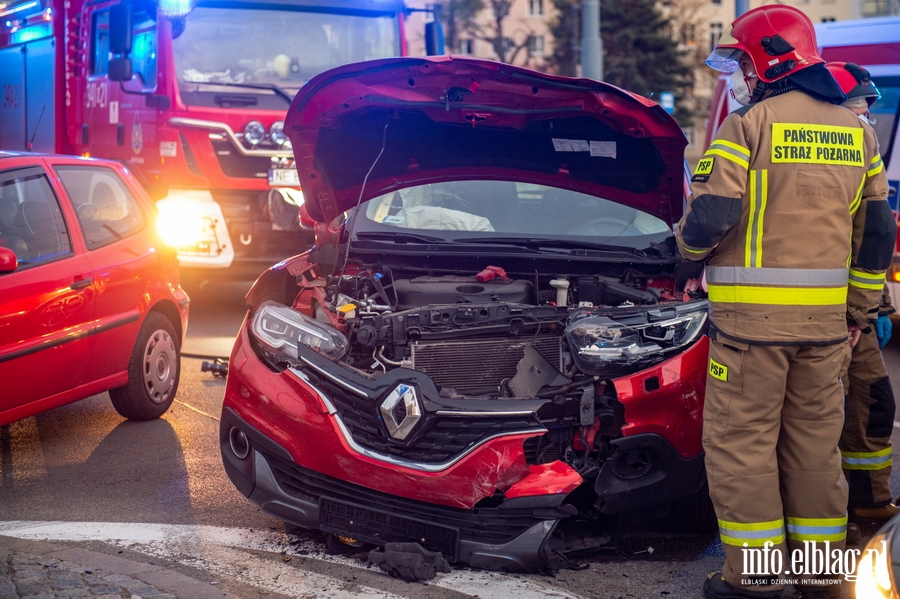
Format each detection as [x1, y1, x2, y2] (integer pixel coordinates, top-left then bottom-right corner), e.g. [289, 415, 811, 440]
[172, 6, 399, 108]
[354, 180, 672, 249]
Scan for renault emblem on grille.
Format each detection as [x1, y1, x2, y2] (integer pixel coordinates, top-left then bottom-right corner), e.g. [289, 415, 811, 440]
[380, 384, 421, 441]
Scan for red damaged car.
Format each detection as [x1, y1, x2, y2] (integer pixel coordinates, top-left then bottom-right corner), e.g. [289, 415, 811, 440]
[220, 57, 709, 572]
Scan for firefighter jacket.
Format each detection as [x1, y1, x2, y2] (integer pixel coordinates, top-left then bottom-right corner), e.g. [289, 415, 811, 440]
[676, 89, 892, 345]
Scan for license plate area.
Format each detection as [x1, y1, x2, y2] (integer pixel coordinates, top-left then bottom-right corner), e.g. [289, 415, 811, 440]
[268, 168, 300, 187]
[319, 497, 459, 561]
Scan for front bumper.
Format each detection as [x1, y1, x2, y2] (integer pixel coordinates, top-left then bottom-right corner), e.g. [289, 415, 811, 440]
[221, 319, 709, 570]
[221, 407, 569, 572]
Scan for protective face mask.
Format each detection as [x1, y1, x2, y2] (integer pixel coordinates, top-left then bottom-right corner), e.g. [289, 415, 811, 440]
[858, 113, 877, 126]
[730, 69, 754, 105]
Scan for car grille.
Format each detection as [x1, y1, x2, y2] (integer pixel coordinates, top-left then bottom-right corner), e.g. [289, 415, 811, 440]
[326, 381, 542, 464]
[411, 335, 561, 392]
[260, 449, 549, 555]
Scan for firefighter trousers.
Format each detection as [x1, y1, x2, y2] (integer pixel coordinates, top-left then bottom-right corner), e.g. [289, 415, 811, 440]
[840, 328, 896, 509]
[704, 336, 850, 591]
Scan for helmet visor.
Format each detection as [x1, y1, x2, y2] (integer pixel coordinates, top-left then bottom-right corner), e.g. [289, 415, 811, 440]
[705, 24, 743, 73]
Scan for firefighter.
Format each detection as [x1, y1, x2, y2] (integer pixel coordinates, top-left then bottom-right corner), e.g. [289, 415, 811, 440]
[676, 6, 893, 599]
[826, 62, 899, 523]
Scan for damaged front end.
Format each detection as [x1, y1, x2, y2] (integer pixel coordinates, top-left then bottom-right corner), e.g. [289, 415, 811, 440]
[221, 248, 709, 572]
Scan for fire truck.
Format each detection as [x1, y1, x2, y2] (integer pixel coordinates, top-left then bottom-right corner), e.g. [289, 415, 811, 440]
[0, 0, 440, 278]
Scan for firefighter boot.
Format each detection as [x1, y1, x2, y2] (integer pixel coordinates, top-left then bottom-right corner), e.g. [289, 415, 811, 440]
[851, 503, 900, 521]
[703, 573, 781, 599]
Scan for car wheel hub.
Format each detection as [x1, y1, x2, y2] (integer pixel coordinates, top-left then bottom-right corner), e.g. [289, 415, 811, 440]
[143, 329, 176, 404]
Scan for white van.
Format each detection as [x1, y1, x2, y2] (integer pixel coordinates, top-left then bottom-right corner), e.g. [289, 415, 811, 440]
[704, 15, 900, 303]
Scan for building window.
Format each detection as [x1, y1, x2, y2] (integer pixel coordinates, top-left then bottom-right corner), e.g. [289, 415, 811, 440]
[528, 35, 545, 56]
[458, 39, 473, 55]
[528, 0, 543, 17]
[709, 22, 723, 52]
[681, 24, 696, 47]
[711, 0, 721, 5]
[863, 0, 891, 16]
[821, 16, 836, 21]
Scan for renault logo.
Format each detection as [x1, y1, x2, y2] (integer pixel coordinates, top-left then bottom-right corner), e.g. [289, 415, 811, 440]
[380, 384, 421, 441]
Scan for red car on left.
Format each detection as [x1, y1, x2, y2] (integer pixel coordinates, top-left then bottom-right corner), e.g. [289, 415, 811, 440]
[0, 152, 189, 425]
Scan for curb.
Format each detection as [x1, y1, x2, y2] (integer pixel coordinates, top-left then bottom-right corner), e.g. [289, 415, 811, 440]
[0, 534, 240, 599]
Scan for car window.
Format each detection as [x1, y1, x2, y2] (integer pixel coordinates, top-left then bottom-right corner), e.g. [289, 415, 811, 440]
[359, 180, 671, 247]
[0, 167, 72, 269]
[54, 166, 146, 250]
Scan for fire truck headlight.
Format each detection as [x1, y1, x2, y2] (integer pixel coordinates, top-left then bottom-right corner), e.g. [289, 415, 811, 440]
[243, 121, 266, 147]
[155, 190, 224, 249]
[269, 121, 291, 149]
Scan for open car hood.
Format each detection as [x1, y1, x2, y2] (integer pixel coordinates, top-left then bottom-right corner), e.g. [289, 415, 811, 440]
[285, 56, 687, 226]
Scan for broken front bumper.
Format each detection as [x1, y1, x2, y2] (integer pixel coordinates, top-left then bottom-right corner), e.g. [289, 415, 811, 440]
[221, 407, 572, 572]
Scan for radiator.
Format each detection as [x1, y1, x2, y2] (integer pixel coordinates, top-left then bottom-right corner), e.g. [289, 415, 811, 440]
[410, 335, 561, 391]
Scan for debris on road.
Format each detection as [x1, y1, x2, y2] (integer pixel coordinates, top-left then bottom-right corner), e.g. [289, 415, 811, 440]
[368, 543, 452, 582]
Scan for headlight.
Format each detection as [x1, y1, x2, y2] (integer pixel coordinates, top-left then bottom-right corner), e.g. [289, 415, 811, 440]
[156, 190, 222, 248]
[565, 306, 707, 374]
[243, 121, 266, 146]
[856, 531, 894, 598]
[251, 301, 348, 361]
[269, 121, 291, 149]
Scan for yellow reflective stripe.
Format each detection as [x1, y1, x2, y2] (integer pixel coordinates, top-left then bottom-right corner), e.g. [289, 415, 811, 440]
[842, 447, 893, 470]
[718, 518, 785, 547]
[707, 148, 749, 170]
[785, 516, 847, 542]
[869, 154, 884, 176]
[849, 269, 886, 290]
[708, 284, 847, 305]
[849, 175, 865, 215]
[711, 139, 751, 158]
[682, 245, 708, 254]
[745, 171, 756, 267]
[755, 170, 767, 267]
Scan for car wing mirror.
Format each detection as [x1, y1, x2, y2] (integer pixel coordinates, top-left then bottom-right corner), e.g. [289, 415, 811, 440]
[0, 246, 19, 273]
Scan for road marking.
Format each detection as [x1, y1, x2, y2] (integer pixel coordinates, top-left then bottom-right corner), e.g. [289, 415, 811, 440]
[0, 522, 580, 599]
[173, 399, 220, 421]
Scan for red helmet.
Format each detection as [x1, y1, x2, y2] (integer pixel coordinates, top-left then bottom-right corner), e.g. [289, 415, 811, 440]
[706, 5, 823, 83]
[825, 62, 881, 106]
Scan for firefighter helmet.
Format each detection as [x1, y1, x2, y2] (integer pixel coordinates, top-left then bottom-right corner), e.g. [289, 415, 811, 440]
[706, 5, 823, 84]
[825, 62, 881, 106]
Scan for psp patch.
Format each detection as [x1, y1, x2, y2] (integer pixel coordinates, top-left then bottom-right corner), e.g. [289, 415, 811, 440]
[692, 157, 715, 182]
[709, 358, 728, 382]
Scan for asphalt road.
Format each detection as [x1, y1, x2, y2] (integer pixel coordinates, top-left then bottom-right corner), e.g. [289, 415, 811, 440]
[2, 280, 899, 598]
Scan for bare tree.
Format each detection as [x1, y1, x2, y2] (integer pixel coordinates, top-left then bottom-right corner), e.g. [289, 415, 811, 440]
[439, 0, 543, 66]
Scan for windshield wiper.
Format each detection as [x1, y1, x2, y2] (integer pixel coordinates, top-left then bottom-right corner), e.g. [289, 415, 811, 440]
[454, 236, 643, 253]
[193, 80, 294, 104]
[355, 231, 447, 244]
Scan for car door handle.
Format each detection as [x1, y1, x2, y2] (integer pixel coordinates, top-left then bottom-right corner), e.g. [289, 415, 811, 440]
[70, 277, 93, 290]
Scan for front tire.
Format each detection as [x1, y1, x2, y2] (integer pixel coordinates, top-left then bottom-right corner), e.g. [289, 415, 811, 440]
[109, 312, 180, 420]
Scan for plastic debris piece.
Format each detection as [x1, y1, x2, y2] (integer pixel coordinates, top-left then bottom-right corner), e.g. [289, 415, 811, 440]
[368, 542, 452, 582]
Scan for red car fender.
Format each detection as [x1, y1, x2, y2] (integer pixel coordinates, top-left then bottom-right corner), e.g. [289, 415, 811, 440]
[612, 336, 709, 459]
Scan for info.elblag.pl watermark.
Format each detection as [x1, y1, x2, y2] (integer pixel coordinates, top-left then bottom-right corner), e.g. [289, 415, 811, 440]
[741, 540, 887, 584]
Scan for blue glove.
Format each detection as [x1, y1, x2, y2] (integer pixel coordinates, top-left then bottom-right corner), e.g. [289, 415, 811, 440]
[876, 315, 893, 348]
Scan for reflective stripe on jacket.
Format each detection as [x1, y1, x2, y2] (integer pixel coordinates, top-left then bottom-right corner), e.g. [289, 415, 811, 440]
[676, 90, 892, 344]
